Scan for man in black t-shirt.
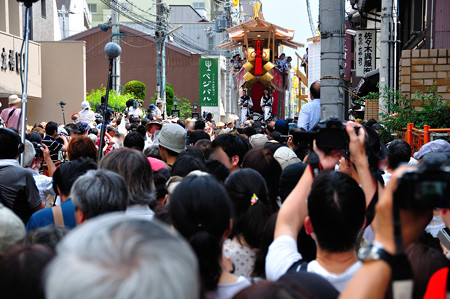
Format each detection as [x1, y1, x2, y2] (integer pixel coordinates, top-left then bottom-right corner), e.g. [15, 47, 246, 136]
[96, 95, 113, 124]
[0, 128, 43, 223]
[42, 121, 68, 162]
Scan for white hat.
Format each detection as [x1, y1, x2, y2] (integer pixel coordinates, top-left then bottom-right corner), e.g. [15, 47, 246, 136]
[274, 147, 300, 170]
[0, 204, 25, 254]
[8, 95, 21, 105]
[158, 123, 187, 154]
[81, 101, 90, 109]
[249, 134, 269, 150]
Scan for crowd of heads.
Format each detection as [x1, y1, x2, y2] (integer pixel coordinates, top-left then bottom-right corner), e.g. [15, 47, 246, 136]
[0, 99, 449, 299]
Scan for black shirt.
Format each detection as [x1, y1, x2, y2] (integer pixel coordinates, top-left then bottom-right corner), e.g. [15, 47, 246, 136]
[96, 104, 113, 124]
[0, 163, 41, 224]
[42, 135, 63, 162]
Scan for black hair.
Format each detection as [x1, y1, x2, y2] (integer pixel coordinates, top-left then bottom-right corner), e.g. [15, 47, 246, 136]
[178, 146, 206, 162]
[153, 168, 170, 201]
[98, 147, 155, 207]
[242, 149, 282, 211]
[194, 120, 206, 131]
[0, 245, 54, 299]
[243, 126, 257, 138]
[205, 159, 230, 183]
[123, 132, 145, 151]
[310, 81, 320, 99]
[88, 128, 99, 136]
[140, 118, 150, 127]
[143, 145, 162, 160]
[387, 139, 412, 169]
[101, 95, 107, 104]
[195, 139, 212, 160]
[45, 121, 58, 136]
[224, 169, 273, 249]
[252, 213, 277, 278]
[171, 154, 207, 177]
[169, 175, 231, 292]
[136, 125, 147, 138]
[0, 128, 22, 159]
[28, 132, 42, 143]
[211, 134, 250, 165]
[189, 130, 211, 145]
[52, 158, 97, 196]
[307, 171, 365, 252]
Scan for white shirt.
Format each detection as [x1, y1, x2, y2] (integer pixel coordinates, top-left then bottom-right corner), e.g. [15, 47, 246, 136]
[206, 276, 251, 299]
[265, 235, 361, 292]
[77, 108, 96, 127]
[128, 107, 143, 118]
[297, 98, 321, 131]
[125, 204, 154, 220]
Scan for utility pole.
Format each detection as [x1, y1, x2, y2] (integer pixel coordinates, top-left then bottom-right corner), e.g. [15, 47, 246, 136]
[319, 0, 345, 120]
[111, 0, 121, 93]
[380, 0, 393, 115]
[155, 0, 167, 118]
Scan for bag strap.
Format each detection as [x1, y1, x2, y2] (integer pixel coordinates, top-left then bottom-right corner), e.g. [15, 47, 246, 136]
[51, 205, 65, 227]
[5, 108, 16, 126]
[287, 259, 308, 273]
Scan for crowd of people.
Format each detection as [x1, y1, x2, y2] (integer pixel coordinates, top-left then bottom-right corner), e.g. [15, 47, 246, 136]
[0, 83, 449, 299]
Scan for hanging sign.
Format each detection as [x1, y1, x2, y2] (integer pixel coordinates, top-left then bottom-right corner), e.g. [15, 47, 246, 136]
[199, 58, 218, 107]
[356, 30, 376, 77]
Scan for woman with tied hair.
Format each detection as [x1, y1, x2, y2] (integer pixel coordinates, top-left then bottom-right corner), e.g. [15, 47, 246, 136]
[169, 175, 251, 299]
[99, 147, 156, 219]
[223, 168, 275, 277]
[242, 149, 282, 211]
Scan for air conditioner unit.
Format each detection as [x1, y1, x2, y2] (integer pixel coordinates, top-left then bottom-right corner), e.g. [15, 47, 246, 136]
[215, 14, 227, 32]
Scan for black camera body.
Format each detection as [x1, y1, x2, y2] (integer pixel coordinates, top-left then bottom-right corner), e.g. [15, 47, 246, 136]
[312, 118, 361, 150]
[395, 156, 450, 210]
[32, 142, 44, 158]
[313, 118, 347, 149]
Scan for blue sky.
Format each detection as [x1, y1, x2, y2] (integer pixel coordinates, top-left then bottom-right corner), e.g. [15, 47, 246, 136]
[259, 0, 319, 64]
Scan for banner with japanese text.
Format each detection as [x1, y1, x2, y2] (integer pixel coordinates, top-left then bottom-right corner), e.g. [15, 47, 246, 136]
[355, 30, 376, 77]
[199, 58, 218, 107]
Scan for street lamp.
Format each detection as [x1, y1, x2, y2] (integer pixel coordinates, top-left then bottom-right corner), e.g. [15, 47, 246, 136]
[192, 102, 199, 119]
[171, 98, 180, 118]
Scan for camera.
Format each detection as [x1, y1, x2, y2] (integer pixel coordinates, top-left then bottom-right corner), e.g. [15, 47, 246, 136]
[312, 118, 360, 150]
[31, 142, 44, 158]
[395, 155, 450, 210]
[59, 101, 66, 107]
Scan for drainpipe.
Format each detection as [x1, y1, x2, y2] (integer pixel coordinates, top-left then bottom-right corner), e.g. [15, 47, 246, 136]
[430, 0, 434, 49]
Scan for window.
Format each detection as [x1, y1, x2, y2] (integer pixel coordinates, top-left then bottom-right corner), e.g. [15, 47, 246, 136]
[41, 0, 47, 18]
[208, 37, 214, 51]
[88, 3, 97, 14]
[192, 2, 206, 9]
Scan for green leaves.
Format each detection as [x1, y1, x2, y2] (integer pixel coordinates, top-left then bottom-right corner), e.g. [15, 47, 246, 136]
[86, 86, 135, 112]
[363, 83, 449, 143]
[123, 80, 147, 100]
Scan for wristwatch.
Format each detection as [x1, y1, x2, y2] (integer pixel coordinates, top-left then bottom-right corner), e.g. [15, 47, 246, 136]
[358, 241, 394, 268]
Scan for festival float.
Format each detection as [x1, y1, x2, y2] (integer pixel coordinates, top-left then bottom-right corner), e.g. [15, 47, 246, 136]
[219, 13, 304, 119]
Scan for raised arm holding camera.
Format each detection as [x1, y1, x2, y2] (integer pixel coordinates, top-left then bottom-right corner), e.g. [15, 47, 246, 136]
[265, 119, 378, 292]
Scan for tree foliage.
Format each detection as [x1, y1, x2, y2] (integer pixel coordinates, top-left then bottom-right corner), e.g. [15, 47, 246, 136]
[86, 86, 135, 112]
[123, 80, 146, 100]
[361, 83, 450, 142]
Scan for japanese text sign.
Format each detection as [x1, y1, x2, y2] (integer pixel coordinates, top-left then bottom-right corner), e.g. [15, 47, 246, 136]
[199, 58, 218, 107]
[355, 30, 376, 77]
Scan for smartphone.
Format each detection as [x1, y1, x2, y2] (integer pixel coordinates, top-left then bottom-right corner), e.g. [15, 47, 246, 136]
[437, 228, 450, 250]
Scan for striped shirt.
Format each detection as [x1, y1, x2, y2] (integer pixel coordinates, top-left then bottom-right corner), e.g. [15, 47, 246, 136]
[42, 135, 63, 162]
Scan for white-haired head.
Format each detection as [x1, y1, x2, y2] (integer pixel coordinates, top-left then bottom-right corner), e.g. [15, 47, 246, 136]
[45, 213, 200, 299]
